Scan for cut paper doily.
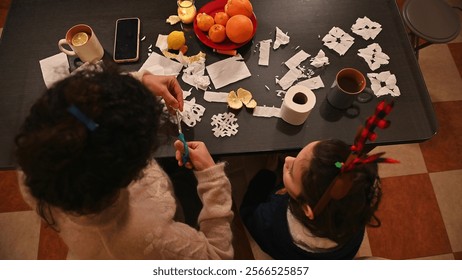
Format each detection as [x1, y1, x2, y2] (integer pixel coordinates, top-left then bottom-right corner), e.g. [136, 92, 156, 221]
[351, 16, 382, 40]
[367, 71, 401, 97]
[358, 43, 390, 71]
[322, 27, 355, 56]
[181, 97, 206, 127]
[211, 112, 239, 137]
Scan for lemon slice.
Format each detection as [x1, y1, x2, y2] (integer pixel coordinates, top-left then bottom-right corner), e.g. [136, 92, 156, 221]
[72, 32, 89, 46]
[227, 90, 243, 109]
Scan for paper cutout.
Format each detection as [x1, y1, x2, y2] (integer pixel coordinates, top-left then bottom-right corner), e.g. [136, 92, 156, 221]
[206, 54, 251, 89]
[211, 112, 239, 137]
[273, 27, 290, 50]
[322, 27, 355, 56]
[310, 50, 330, 68]
[278, 68, 304, 90]
[297, 76, 325, 90]
[258, 39, 272, 66]
[285, 50, 311, 70]
[39, 53, 70, 88]
[358, 43, 390, 71]
[203, 91, 229, 103]
[183, 88, 192, 99]
[155, 34, 169, 51]
[166, 15, 181, 25]
[351, 16, 382, 40]
[139, 52, 183, 76]
[182, 56, 210, 90]
[253, 106, 281, 118]
[181, 97, 206, 127]
[367, 71, 401, 97]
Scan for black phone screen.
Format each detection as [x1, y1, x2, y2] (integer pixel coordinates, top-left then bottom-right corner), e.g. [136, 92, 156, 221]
[114, 18, 140, 62]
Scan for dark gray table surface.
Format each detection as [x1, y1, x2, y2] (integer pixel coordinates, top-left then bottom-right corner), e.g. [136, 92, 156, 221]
[0, 0, 437, 169]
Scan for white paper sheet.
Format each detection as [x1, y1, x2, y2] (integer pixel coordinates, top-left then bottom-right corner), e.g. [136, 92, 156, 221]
[297, 76, 325, 90]
[322, 27, 355, 56]
[351, 16, 382, 40]
[284, 50, 311, 70]
[258, 39, 272, 66]
[206, 54, 251, 89]
[39, 53, 70, 88]
[203, 91, 229, 103]
[358, 43, 390, 71]
[139, 52, 184, 76]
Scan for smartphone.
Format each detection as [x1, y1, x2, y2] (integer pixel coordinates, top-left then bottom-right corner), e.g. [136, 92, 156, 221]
[113, 17, 140, 63]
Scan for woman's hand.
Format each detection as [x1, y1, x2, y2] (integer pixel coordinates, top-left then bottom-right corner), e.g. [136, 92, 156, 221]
[142, 74, 184, 112]
[174, 140, 215, 171]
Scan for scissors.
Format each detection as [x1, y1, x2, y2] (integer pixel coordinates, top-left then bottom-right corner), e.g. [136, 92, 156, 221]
[175, 109, 190, 164]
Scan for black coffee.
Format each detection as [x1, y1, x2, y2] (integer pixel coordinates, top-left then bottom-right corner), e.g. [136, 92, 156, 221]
[338, 76, 361, 93]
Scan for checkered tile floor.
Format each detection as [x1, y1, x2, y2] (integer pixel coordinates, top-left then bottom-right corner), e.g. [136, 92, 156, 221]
[1, 0, 461, 260]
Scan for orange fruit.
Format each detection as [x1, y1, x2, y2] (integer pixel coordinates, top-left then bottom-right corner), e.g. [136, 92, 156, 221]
[225, 15, 253, 44]
[214, 12, 229, 26]
[225, 0, 253, 18]
[208, 24, 227, 43]
[196, 13, 214, 32]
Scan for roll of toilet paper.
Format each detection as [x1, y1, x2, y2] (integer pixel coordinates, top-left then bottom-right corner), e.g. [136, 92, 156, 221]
[280, 85, 316, 125]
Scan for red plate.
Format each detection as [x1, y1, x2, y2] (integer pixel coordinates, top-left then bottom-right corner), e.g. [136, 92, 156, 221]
[193, 0, 258, 50]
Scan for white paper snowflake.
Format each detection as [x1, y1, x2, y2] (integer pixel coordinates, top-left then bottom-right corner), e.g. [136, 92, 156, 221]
[181, 98, 206, 127]
[322, 27, 355, 56]
[367, 71, 401, 97]
[358, 43, 390, 71]
[351, 16, 382, 40]
[211, 112, 239, 137]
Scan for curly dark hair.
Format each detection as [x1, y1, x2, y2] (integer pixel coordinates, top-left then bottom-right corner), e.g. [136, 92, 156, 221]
[289, 139, 382, 245]
[15, 67, 164, 221]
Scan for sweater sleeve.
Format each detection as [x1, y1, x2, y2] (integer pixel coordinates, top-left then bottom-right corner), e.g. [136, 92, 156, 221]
[144, 162, 234, 260]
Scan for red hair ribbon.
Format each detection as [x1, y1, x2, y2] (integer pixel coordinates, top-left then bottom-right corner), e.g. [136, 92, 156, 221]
[313, 100, 399, 217]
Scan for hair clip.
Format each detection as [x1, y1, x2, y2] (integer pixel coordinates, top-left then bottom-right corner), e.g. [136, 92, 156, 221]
[67, 104, 99, 131]
[335, 162, 343, 169]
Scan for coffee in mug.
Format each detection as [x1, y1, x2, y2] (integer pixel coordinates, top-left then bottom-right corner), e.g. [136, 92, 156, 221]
[327, 68, 366, 109]
[58, 24, 104, 63]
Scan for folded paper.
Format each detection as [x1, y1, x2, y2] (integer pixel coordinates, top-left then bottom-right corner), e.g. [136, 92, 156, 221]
[285, 50, 311, 70]
[310, 50, 330, 68]
[253, 106, 281, 118]
[139, 52, 183, 76]
[258, 39, 272, 66]
[273, 27, 290, 50]
[39, 53, 70, 88]
[203, 91, 229, 103]
[297, 76, 325, 90]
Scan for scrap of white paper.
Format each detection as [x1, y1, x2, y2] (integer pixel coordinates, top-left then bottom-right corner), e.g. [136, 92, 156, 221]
[206, 54, 251, 89]
[211, 112, 239, 137]
[310, 49, 330, 68]
[358, 43, 390, 71]
[273, 27, 290, 50]
[182, 57, 210, 90]
[166, 15, 181, 25]
[183, 88, 192, 99]
[367, 71, 401, 97]
[253, 106, 281, 118]
[322, 27, 355, 56]
[278, 68, 304, 90]
[156, 34, 169, 51]
[285, 50, 311, 70]
[39, 53, 70, 88]
[203, 91, 229, 103]
[297, 76, 325, 90]
[181, 97, 206, 127]
[351, 16, 382, 40]
[139, 52, 183, 76]
[258, 39, 272, 66]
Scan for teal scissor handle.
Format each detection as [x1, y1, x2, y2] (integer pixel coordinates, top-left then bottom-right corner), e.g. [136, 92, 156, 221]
[178, 132, 189, 164]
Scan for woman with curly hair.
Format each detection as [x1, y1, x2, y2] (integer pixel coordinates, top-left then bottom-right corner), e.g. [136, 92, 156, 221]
[240, 139, 382, 259]
[15, 67, 234, 259]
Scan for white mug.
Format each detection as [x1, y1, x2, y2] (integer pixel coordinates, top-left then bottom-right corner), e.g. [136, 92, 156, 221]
[58, 24, 104, 63]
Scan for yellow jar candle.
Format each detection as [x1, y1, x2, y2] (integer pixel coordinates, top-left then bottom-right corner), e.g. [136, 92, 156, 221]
[177, 0, 197, 24]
